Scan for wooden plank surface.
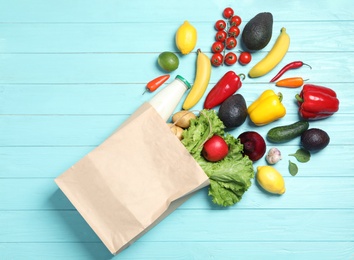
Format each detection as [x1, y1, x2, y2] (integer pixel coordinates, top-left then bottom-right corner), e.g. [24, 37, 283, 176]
[1, 0, 354, 259]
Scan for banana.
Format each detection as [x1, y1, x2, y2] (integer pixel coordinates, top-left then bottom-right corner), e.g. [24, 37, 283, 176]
[182, 49, 211, 110]
[248, 27, 290, 78]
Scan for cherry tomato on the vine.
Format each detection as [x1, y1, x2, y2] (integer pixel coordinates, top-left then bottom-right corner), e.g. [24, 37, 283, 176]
[215, 20, 227, 31]
[239, 51, 252, 65]
[215, 30, 227, 42]
[230, 15, 242, 27]
[211, 53, 224, 67]
[225, 37, 237, 49]
[223, 7, 234, 19]
[228, 26, 240, 37]
[211, 41, 225, 53]
[224, 52, 237, 66]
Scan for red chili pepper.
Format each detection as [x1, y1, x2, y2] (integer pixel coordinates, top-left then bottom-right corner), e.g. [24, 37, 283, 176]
[295, 84, 339, 120]
[143, 74, 170, 94]
[203, 71, 245, 109]
[270, 61, 312, 82]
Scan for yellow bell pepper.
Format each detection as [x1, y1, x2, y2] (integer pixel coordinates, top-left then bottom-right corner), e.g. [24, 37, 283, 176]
[248, 89, 286, 126]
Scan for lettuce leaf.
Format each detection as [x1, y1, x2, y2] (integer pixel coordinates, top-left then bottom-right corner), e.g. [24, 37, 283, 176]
[181, 110, 254, 207]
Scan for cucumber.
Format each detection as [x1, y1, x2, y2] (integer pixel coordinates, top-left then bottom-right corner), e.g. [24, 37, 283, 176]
[267, 121, 309, 143]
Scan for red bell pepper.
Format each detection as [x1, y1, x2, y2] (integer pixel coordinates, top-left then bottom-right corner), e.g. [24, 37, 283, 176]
[295, 84, 339, 120]
[204, 71, 245, 109]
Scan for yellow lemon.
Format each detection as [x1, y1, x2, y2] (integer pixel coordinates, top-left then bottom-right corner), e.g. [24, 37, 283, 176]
[256, 166, 286, 194]
[175, 21, 197, 55]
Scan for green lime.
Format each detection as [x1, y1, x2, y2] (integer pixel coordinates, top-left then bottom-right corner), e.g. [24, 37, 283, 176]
[158, 51, 179, 72]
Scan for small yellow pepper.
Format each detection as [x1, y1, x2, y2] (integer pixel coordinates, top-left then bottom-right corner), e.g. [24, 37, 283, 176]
[248, 89, 286, 126]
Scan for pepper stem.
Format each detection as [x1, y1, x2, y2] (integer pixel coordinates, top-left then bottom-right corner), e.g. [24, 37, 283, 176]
[277, 92, 283, 102]
[303, 62, 312, 70]
[238, 73, 246, 81]
[295, 94, 303, 103]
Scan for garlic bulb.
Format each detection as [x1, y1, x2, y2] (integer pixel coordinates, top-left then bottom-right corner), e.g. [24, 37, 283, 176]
[266, 147, 282, 164]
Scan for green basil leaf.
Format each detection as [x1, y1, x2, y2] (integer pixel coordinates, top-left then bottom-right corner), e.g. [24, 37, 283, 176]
[289, 148, 311, 163]
[288, 160, 298, 176]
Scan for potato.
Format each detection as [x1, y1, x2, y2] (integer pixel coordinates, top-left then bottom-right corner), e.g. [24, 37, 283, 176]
[167, 123, 184, 140]
[172, 110, 196, 129]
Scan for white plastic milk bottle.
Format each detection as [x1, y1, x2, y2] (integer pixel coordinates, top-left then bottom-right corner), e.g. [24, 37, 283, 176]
[148, 75, 191, 121]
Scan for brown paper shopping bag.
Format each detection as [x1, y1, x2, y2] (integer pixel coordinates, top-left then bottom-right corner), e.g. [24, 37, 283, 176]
[55, 102, 209, 254]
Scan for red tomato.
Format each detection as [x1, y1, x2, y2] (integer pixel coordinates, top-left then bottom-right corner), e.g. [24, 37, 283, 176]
[224, 52, 237, 66]
[225, 37, 237, 49]
[215, 30, 227, 42]
[223, 7, 234, 19]
[230, 15, 242, 26]
[239, 51, 252, 65]
[202, 135, 229, 162]
[228, 26, 240, 37]
[210, 53, 223, 67]
[211, 41, 225, 53]
[215, 20, 227, 31]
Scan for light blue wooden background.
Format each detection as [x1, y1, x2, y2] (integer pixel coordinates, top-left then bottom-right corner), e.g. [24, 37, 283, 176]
[1, 0, 353, 259]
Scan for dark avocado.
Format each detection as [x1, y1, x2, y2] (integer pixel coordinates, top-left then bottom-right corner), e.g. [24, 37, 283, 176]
[301, 128, 330, 151]
[218, 94, 247, 129]
[242, 12, 273, 51]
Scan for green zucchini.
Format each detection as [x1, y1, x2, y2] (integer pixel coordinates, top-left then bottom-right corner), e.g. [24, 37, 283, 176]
[267, 121, 309, 143]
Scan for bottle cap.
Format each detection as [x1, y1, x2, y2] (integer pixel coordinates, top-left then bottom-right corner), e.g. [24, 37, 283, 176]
[175, 75, 191, 89]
